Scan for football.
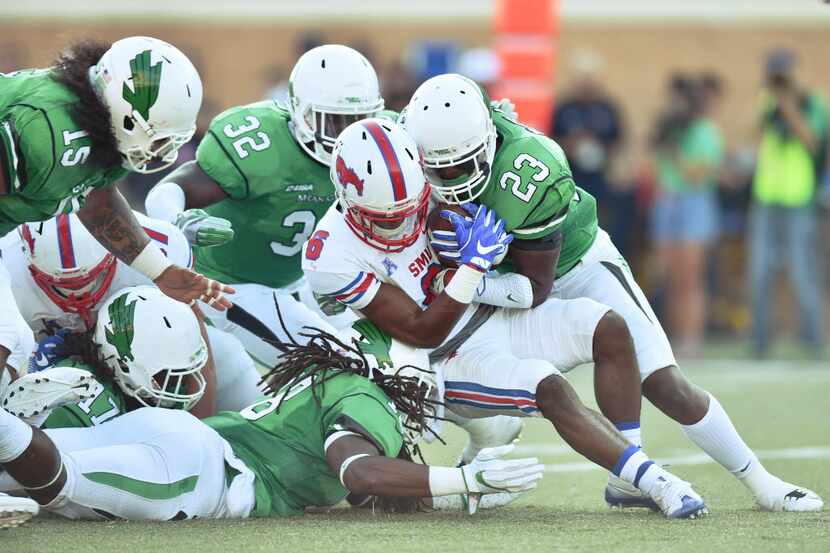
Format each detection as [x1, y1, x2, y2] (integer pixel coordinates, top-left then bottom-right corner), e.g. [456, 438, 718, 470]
[427, 203, 469, 268]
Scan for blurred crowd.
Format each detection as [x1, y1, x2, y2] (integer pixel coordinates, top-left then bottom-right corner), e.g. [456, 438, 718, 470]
[2, 35, 827, 358]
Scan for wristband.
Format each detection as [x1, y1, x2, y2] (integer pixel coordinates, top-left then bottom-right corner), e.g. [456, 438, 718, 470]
[428, 466, 468, 497]
[130, 243, 173, 281]
[443, 264, 485, 304]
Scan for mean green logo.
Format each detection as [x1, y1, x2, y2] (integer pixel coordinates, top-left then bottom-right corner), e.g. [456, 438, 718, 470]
[122, 50, 162, 120]
[105, 294, 138, 362]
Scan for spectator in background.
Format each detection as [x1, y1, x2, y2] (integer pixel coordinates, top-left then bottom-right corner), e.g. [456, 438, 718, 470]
[551, 50, 631, 252]
[749, 49, 827, 358]
[650, 74, 724, 357]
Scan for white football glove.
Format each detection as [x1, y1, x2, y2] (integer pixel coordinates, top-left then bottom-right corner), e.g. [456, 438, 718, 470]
[175, 209, 234, 248]
[491, 98, 518, 121]
[1, 366, 96, 425]
[430, 490, 525, 514]
[461, 444, 544, 495]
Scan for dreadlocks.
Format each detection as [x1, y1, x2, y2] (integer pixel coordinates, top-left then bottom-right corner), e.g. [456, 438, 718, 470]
[50, 40, 122, 169]
[260, 325, 441, 514]
[45, 327, 116, 385]
[260, 326, 440, 447]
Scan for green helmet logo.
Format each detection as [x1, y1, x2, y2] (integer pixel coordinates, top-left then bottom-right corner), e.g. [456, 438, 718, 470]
[105, 294, 138, 362]
[352, 320, 393, 370]
[122, 50, 162, 121]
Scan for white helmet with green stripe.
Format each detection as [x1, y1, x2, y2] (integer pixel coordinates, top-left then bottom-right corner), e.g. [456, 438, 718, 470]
[90, 36, 203, 174]
[94, 285, 207, 410]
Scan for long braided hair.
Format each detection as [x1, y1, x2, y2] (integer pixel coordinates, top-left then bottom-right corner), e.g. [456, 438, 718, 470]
[50, 40, 122, 169]
[260, 295, 445, 512]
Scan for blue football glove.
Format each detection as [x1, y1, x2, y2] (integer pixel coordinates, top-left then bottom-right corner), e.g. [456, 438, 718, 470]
[428, 204, 475, 255]
[28, 329, 69, 374]
[440, 205, 513, 272]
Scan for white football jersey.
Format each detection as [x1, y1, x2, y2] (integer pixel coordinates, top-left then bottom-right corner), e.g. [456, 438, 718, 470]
[302, 204, 475, 347]
[2, 211, 192, 336]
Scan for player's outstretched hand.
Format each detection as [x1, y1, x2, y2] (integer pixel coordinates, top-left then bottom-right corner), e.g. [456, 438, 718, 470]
[441, 205, 513, 272]
[461, 444, 544, 495]
[175, 209, 235, 248]
[155, 265, 235, 310]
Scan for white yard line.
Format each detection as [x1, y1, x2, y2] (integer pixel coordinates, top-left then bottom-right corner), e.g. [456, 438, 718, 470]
[516, 446, 830, 474]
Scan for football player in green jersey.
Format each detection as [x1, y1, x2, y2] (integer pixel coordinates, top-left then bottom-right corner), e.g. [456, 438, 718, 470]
[145, 45, 387, 367]
[0, 320, 543, 521]
[0, 37, 232, 406]
[403, 74, 823, 513]
[1, 285, 219, 430]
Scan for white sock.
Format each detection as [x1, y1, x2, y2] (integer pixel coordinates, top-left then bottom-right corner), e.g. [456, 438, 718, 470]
[0, 407, 33, 463]
[612, 445, 676, 496]
[681, 393, 756, 474]
[615, 421, 642, 448]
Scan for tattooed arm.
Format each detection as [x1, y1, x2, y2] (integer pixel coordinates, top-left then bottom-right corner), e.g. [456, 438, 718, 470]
[78, 185, 235, 310]
[77, 186, 149, 264]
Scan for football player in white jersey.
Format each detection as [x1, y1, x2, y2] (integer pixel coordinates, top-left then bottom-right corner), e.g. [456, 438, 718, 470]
[302, 119, 707, 519]
[2, 213, 261, 411]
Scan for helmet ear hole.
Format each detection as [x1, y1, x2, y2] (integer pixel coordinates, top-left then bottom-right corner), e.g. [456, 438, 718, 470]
[366, 160, 373, 175]
[123, 116, 135, 131]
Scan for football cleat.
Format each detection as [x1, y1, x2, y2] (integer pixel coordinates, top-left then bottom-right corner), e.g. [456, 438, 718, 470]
[0, 493, 38, 528]
[605, 474, 659, 511]
[1, 366, 95, 422]
[754, 480, 824, 512]
[650, 478, 708, 519]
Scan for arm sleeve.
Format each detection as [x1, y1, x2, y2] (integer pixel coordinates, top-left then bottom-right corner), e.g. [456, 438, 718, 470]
[305, 269, 381, 311]
[324, 393, 404, 458]
[475, 272, 533, 309]
[135, 212, 194, 268]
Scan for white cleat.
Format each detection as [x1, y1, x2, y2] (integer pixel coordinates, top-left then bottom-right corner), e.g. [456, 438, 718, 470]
[650, 478, 708, 519]
[1, 366, 95, 422]
[605, 474, 659, 510]
[754, 480, 824, 512]
[0, 493, 39, 528]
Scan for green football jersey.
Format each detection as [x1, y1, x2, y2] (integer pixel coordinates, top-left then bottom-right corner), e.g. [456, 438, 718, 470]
[41, 359, 129, 429]
[484, 108, 598, 277]
[206, 371, 405, 517]
[194, 101, 334, 289]
[0, 69, 128, 237]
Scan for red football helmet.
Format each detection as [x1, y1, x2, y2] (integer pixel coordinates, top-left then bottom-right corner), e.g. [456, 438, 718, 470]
[19, 214, 117, 327]
[330, 118, 431, 252]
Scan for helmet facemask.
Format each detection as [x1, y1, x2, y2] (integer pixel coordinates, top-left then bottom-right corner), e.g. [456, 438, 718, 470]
[118, 109, 195, 174]
[117, 350, 208, 411]
[424, 140, 494, 204]
[341, 184, 431, 253]
[28, 255, 117, 328]
[292, 99, 383, 166]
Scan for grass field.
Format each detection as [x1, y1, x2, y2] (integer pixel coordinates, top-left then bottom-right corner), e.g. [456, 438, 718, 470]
[4, 358, 829, 553]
